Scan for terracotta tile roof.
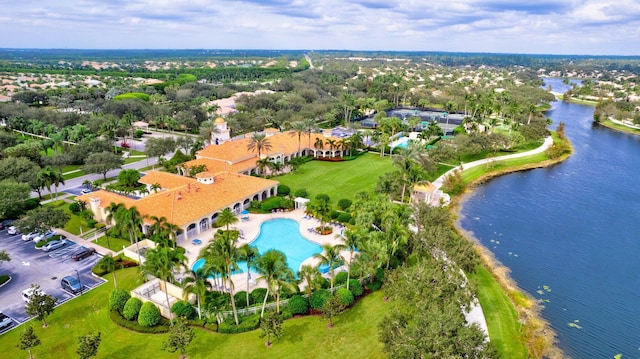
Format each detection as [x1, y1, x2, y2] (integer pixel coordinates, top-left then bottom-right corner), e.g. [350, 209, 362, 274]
[139, 171, 196, 189]
[79, 172, 277, 228]
[195, 131, 342, 164]
[76, 190, 137, 209]
[135, 172, 278, 227]
[183, 157, 257, 174]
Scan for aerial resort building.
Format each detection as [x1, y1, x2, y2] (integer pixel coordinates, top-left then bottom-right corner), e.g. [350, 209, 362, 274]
[77, 119, 346, 242]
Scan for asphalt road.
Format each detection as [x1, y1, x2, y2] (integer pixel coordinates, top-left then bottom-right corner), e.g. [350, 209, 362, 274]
[0, 229, 105, 333]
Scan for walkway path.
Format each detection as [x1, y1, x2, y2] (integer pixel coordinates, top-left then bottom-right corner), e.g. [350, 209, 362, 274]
[432, 136, 554, 190]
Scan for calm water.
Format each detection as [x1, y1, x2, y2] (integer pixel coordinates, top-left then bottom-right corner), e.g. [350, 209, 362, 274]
[192, 218, 323, 276]
[460, 78, 640, 358]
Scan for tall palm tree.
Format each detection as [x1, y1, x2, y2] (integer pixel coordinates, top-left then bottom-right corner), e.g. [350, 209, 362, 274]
[255, 157, 272, 177]
[289, 121, 307, 154]
[96, 255, 121, 288]
[313, 243, 347, 293]
[302, 118, 317, 153]
[298, 264, 323, 298]
[247, 132, 272, 161]
[109, 205, 145, 264]
[255, 249, 290, 317]
[238, 244, 259, 308]
[393, 143, 428, 202]
[337, 229, 362, 290]
[198, 120, 219, 145]
[140, 246, 188, 323]
[181, 269, 212, 320]
[211, 230, 241, 325]
[216, 208, 238, 232]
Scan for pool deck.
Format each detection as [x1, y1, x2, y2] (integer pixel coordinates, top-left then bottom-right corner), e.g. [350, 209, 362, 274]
[179, 207, 349, 294]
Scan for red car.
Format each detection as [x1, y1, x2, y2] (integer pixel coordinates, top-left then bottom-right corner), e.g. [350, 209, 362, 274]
[71, 246, 96, 261]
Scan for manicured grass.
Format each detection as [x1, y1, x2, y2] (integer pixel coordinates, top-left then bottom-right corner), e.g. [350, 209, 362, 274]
[94, 236, 131, 252]
[0, 267, 388, 359]
[45, 201, 90, 235]
[276, 153, 395, 201]
[470, 266, 527, 358]
[599, 119, 640, 136]
[63, 170, 87, 181]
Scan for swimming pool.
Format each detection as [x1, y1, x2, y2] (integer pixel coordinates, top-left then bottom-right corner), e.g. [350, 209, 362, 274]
[192, 218, 325, 276]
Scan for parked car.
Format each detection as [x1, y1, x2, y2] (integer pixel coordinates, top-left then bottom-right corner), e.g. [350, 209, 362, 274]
[33, 230, 56, 244]
[0, 220, 13, 230]
[7, 226, 19, 235]
[42, 238, 67, 252]
[21, 232, 38, 241]
[21, 287, 45, 303]
[0, 312, 12, 330]
[60, 276, 84, 294]
[81, 188, 92, 195]
[71, 246, 96, 261]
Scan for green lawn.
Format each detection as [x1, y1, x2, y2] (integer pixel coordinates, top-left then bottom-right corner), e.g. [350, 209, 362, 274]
[0, 267, 388, 359]
[94, 236, 131, 252]
[470, 266, 527, 358]
[276, 153, 395, 201]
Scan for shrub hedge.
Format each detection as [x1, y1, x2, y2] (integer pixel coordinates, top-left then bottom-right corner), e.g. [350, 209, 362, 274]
[277, 185, 290, 196]
[110, 310, 169, 334]
[171, 300, 195, 320]
[218, 315, 260, 334]
[334, 272, 348, 285]
[348, 279, 363, 297]
[287, 295, 309, 315]
[315, 193, 330, 202]
[367, 280, 383, 291]
[309, 289, 331, 310]
[294, 188, 308, 198]
[251, 288, 269, 304]
[123, 297, 143, 320]
[335, 288, 354, 307]
[234, 291, 248, 308]
[337, 198, 352, 210]
[138, 301, 161, 327]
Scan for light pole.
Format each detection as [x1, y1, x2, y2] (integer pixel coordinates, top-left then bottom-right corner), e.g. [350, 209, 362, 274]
[75, 269, 84, 295]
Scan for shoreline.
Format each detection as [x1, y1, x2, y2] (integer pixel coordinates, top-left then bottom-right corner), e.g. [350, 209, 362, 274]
[449, 138, 573, 358]
[597, 119, 640, 137]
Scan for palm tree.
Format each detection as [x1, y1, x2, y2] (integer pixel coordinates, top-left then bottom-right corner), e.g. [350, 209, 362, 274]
[198, 120, 219, 145]
[238, 244, 259, 308]
[96, 255, 121, 288]
[216, 208, 238, 232]
[302, 118, 317, 153]
[255, 108, 274, 128]
[150, 183, 162, 193]
[211, 230, 241, 325]
[289, 121, 307, 154]
[181, 269, 212, 320]
[255, 249, 291, 317]
[140, 246, 188, 323]
[337, 229, 362, 290]
[298, 264, 323, 298]
[313, 243, 347, 293]
[256, 157, 272, 177]
[247, 132, 272, 161]
[109, 205, 145, 264]
[393, 143, 428, 202]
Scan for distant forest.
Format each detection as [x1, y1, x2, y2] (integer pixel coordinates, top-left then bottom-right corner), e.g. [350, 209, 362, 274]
[1, 49, 639, 74]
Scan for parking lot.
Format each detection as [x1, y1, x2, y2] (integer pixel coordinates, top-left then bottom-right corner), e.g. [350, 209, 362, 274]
[0, 228, 105, 333]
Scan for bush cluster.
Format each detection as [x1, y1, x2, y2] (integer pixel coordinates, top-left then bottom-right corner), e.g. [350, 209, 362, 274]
[277, 184, 290, 196]
[109, 289, 130, 313]
[218, 315, 260, 334]
[335, 288, 355, 306]
[334, 272, 348, 285]
[123, 297, 143, 320]
[348, 279, 363, 297]
[234, 291, 249, 308]
[251, 288, 269, 304]
[337, 198, 352, 210]
[287, 295, 309, 315]
[259, 197, 294, 212]
[309, 289, 331, 310]
[109, 310, 169, 334]
[138, 301, 161, 327]
[294, 188, 308, 198]
[171, 300, 195, 320]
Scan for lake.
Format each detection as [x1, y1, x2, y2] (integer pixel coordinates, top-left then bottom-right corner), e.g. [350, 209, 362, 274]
[459, 78, 640, 358]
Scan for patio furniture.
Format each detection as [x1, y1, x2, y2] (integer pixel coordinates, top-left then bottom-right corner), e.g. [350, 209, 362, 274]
[192, 238, 202, 245]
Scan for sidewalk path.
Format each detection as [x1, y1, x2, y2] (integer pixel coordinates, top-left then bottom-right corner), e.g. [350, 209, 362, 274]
[432, 136, 554, 190]
[56, 229, 115, 257]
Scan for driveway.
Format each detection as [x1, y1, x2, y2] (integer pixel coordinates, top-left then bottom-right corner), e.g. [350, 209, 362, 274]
[0, 229, 105, 332]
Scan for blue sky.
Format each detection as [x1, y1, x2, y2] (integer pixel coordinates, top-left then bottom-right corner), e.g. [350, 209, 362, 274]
[0, 0, 638, 55]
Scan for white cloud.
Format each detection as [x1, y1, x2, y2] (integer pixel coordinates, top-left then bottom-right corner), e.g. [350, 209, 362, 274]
[0, 0, 638, 54]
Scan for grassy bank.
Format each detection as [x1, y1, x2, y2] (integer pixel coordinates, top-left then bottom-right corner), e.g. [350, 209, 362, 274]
[598, 119, 640, 136]
[451, 133, 572, 358]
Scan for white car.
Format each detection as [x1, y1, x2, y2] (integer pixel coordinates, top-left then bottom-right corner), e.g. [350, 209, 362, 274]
[7, 226, 19, 235]
[42, 238, 67, 252]
[33, 231, 56, 244]
[0, 312, 12, 331]
[21, 232, 38, 241]
[81, 188, 92, 195]
[21, 287, 45, 303]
